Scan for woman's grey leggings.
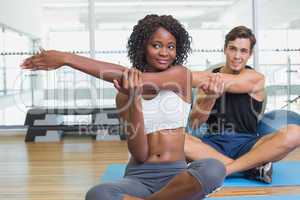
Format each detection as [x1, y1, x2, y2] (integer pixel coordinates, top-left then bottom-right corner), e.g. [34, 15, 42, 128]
[86, 158, 225, 200]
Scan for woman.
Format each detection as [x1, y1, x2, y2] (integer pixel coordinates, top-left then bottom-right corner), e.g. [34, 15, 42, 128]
[22, 14, 225, 200]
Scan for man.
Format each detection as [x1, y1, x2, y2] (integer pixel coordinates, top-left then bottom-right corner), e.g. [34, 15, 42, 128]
[186, 26, 300, 183]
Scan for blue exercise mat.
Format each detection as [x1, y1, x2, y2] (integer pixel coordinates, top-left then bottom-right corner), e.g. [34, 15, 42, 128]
[208, 194, 300, 200]
[101, 163, 127, 183]
[101, 161, 300, 187]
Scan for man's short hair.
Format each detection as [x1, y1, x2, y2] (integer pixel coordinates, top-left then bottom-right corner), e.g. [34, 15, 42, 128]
[224, 26, 256, 51]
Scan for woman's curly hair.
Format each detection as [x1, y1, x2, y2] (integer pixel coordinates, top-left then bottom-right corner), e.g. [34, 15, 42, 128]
[127, 14, 191, 71]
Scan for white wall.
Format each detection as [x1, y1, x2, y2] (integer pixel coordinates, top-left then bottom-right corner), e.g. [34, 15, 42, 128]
[219, 0, 253, 29]
[220, 0, 300, 29]
[0, 0, 42, 39]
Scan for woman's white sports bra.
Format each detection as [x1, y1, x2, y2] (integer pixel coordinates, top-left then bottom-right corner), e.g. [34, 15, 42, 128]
[141, 90, 191, 134]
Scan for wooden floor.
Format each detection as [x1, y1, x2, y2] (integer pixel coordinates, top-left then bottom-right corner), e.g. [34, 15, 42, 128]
[0, 134, 300, 200]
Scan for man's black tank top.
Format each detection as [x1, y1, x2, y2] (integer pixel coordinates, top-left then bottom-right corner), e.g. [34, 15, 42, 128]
[206, 66, 264, 134]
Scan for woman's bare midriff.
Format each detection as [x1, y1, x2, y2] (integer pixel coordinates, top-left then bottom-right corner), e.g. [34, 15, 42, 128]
[145, 128, 186, 163]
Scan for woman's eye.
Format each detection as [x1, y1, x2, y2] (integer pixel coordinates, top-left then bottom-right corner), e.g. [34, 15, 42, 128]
[168, 45, 175, 50]
[153, 44, 161, 49]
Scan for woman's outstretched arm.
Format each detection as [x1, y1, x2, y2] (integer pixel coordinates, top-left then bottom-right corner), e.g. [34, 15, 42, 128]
[21, 50, 125, 84]
[21, 50, 192, 99]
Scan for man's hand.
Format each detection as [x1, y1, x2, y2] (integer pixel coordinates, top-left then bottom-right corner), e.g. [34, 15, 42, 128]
[200, 73, 224, 99]
[189, 73, 224, 129]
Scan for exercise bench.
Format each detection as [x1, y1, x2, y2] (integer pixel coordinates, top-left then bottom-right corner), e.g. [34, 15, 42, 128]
[24, 107, 126, 142]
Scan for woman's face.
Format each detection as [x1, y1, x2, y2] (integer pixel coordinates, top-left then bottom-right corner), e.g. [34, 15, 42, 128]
[145, 27, 177, 72]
